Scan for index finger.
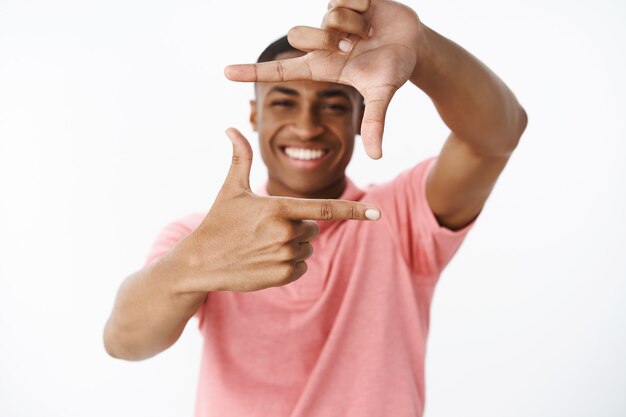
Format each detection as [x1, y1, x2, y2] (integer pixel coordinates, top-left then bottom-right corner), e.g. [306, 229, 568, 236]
[270, 196, 381, 221]
[224, 56, 312, 83]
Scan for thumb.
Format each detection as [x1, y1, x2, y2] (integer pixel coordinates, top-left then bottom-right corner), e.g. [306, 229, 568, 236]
[360, 88, 395, 160]
[223, 128, 253, 192]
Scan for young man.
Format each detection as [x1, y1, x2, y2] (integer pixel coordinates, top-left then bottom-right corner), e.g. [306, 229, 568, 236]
[104, 0, 527, 416]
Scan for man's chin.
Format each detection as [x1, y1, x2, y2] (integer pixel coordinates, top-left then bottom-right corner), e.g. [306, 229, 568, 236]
[285, 183, 327, 199]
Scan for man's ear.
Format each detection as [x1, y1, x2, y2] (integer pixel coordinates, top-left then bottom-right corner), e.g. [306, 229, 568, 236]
[249, 100, 258, 132]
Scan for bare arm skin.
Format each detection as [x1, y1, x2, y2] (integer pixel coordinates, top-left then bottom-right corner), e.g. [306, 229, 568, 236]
[103, 238, 208, 360]
[413, 26, 527, 230]
[225, 0, 527, 231]
[103, 129, 381, 361]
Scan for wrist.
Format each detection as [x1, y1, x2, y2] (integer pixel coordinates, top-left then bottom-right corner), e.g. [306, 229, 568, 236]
[155, 234, 220, 299]
[409, 23, 438, 88]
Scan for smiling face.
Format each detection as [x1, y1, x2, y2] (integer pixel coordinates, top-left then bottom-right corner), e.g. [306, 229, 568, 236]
[251, 51, 364, 199]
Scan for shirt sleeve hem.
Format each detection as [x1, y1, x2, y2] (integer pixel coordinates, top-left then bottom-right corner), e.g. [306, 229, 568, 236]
[419, 157, 478, 238]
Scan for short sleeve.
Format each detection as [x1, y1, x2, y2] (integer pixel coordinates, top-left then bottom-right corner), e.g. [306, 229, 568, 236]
[144, 213, 207, 326]
[366, 157, 476, 280]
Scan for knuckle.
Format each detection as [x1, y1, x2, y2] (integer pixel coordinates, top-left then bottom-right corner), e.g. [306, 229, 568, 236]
[303, 243, 314, 260]
[322, 30, 333, 50]
[297, 261, 308, 278]
[277, 200, 291, 217]
[248, 276, 267, 292]
[310, 222, 321, 238]
[268, 199, 288, 218]
[254, 215, 281, 239]
[287, 26, 300, 38]
[289, 262, 306, 284]
[300, 220, 320, 240]
[275, 60, 285, 82]
[333, 0, 369, 12]
[287, 26, 303, 44]
[359, 17, 370, 34]
[320, 201, 333, 220]
[257, 197, 274, 216]
[349, 205, 358, 220]
[325, 8, 342, 28]
[262, 199, 277, 216]
[283, 224, 298, 241]
[272, 222, 296, 244]
[230, 188, 252, 201]
[275, 263, 296, 285]
[279, 244, 298, 261]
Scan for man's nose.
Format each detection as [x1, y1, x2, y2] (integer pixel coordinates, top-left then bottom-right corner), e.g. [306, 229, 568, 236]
[290, 109, 324, 140]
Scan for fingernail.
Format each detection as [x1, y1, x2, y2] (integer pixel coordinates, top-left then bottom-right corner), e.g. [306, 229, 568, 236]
[365, 208, 380, 220]
[338, 39, 352, 53]
[368, 26, 374, 37]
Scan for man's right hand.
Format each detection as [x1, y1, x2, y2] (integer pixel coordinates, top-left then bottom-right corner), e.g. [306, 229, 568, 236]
[178, 128, 381, 293]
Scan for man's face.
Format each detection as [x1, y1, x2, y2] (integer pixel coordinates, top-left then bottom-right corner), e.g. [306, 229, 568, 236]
[251, 51, 364, 199]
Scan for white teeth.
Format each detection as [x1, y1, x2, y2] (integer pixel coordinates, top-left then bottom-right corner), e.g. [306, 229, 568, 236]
[284, 147, 326, 161]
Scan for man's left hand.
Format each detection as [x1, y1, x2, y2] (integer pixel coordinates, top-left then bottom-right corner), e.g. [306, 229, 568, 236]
[225, 0, 423, 159]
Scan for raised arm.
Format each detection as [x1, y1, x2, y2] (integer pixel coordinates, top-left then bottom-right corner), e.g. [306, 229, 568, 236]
[225, 0, 527, 230]
[413, 26, 527, 230]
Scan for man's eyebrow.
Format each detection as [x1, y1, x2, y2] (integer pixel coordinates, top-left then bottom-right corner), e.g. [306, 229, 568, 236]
[268, 86, 299, 96]
[267, 86, 352, 100]
[317, 89, 351, 100]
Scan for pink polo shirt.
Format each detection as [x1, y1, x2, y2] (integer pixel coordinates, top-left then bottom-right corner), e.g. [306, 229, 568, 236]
[146, 157, 475, 417]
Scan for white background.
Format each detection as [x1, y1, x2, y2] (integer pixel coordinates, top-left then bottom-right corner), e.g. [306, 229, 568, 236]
[1, 0, 625, 416]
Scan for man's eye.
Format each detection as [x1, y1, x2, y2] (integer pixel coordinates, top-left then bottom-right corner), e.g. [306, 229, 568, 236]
[321, 103, 348, 113]
[271, 101, 294, 108]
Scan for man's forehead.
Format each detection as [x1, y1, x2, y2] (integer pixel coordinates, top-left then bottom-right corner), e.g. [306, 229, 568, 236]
[257, 79, 356, 97]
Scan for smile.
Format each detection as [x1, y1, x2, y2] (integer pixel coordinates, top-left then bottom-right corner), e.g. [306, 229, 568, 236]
[283, 147, 329, 160]
[278, 145, 332, 168]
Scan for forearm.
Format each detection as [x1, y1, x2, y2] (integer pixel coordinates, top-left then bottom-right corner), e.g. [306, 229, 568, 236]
[103, 237, 208, 361]
[411, 24, 527, 156]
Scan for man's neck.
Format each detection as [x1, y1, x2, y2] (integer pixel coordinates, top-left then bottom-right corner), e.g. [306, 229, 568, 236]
[267, 176, 347, 200]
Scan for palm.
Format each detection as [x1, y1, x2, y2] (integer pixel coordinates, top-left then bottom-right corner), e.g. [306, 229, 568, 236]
[308, 1, 419, 91]
[226, 0, 422, 158]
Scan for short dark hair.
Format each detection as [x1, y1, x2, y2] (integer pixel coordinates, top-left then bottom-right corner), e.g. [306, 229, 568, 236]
[257, 35, 297, 63]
